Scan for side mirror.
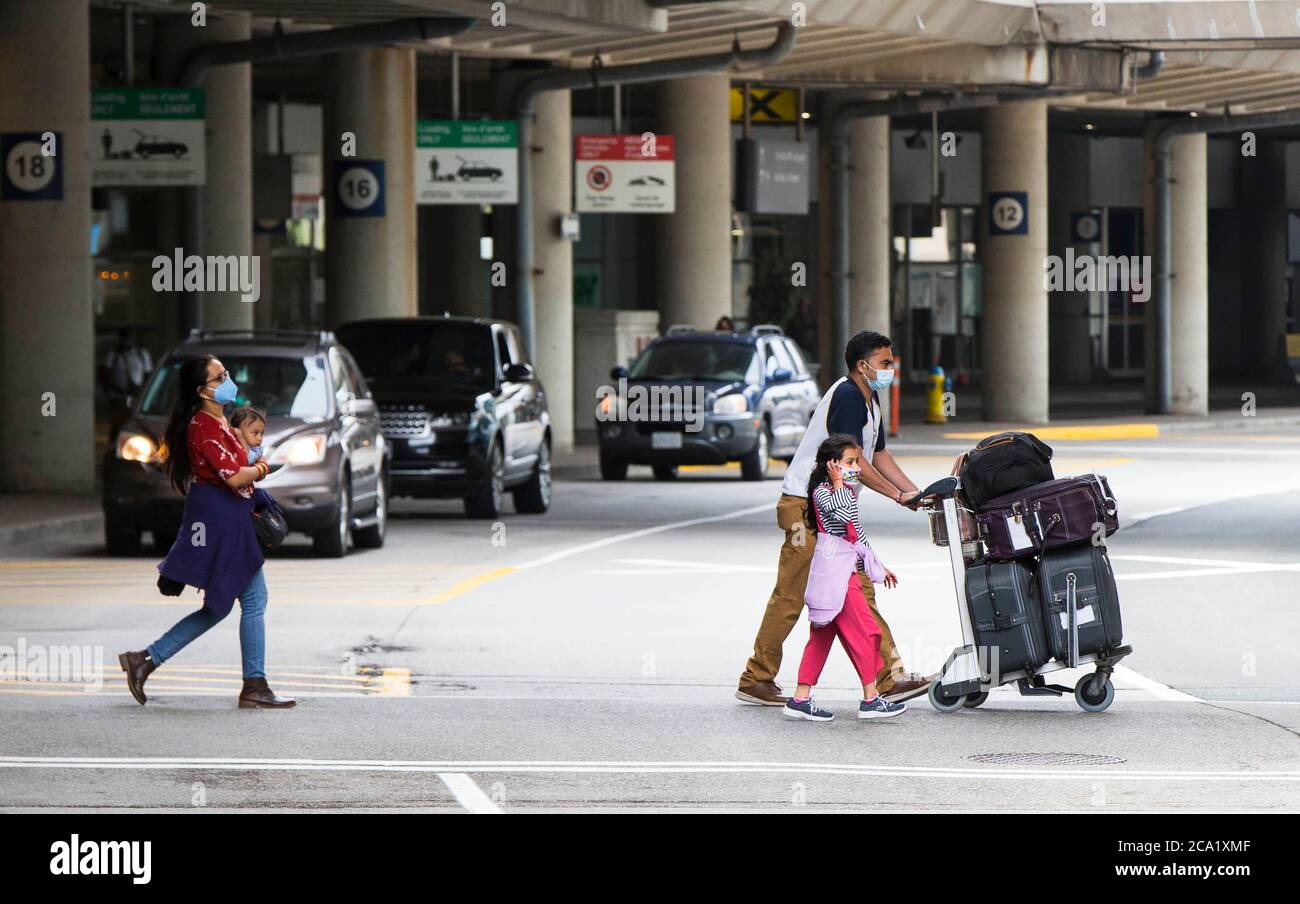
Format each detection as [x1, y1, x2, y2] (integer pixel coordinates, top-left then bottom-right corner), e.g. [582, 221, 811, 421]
[610, 365, 629, 380]
[504, 363, 535, 383]
[771, 367, 793, 383]
[343, 398, 376, 418]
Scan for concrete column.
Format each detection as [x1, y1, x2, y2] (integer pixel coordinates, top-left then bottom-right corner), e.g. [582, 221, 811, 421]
[0, 0, 94, 493]
[848, 114, 892, 423]
[419, 204, 484, 316]
[156, 13, 253, 331]
[1240, 137, 1288, 379]
[322, 47, 417, 326]
[655, 75, 731, 330]
[528, 88, 574, 450]
[1047, 132, 1093, 384]
[981, 101, 1049, 424]
[1167, 133, 1209, 414]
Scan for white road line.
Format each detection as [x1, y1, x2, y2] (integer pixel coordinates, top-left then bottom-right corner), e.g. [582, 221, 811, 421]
[514, 503, 771, 570]
[436, 772, 503, 814]
[1112, 665, 1201, 702]
[891, 443, 1300, 457]
[1, 756, 1298, 783]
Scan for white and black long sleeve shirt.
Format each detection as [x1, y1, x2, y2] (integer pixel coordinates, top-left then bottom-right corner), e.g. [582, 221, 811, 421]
[813, 482, 871, 572]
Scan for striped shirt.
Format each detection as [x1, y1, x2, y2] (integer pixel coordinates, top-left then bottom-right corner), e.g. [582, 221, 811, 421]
[812, 482, 867, 541]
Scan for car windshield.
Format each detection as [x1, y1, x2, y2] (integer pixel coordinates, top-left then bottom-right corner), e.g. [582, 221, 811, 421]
[337, 322, 496, 390]
[629, 340, 758, 383]
[138, 355, 331, 419]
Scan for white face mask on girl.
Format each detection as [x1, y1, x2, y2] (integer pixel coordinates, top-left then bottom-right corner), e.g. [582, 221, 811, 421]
[840, 467, 861, 484]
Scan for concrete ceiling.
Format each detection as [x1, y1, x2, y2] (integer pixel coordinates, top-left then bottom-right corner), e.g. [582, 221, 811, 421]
[114, 0, 1300, 112]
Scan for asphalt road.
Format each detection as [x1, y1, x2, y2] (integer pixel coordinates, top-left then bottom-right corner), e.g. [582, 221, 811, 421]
[3, 428, 1299, 812]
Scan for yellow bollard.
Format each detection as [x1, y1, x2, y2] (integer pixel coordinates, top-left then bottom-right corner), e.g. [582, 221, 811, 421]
[925, 365, 947, 425]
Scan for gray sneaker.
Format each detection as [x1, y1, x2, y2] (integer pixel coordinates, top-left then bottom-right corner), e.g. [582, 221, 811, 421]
[859, 695, 907, 719]
[783, 697, 834, 722]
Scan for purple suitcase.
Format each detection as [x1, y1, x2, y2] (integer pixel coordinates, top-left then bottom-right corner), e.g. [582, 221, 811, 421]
[976, 474, 1119, 561]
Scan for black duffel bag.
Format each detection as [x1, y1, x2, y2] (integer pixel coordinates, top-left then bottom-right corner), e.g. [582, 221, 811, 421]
[959, 431, 1054, 511]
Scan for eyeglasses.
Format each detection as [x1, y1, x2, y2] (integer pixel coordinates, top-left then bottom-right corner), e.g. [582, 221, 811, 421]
[207, 370, 229, 384]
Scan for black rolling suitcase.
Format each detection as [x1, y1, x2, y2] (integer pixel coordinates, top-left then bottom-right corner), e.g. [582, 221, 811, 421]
[1037, 544, 1124, 665]
[964, 559, 1050, 677]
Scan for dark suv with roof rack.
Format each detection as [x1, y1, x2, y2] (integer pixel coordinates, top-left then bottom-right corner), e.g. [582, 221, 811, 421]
[595, 324, 821, 481]
[335, 316, 552, 519]
[102, 329, 388, 558]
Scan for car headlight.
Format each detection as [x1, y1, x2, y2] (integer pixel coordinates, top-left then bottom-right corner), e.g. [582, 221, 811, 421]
[712, 394, 749, 415]
[117, 433, 160, 463]
[267, 434, 328, 466]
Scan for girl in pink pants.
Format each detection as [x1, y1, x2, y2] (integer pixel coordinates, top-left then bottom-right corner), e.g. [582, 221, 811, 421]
[784, 435, 907, 722]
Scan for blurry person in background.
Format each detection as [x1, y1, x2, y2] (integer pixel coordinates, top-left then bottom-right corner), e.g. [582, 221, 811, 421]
[103, 328, 153, 430]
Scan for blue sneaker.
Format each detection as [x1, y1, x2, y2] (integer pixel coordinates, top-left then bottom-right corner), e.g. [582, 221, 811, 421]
[859, 695, 907, 719]
[783, 697, 834, 722]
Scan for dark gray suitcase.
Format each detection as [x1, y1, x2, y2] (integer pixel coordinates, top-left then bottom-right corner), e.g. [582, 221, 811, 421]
[1037, 544, 1124, 664]
[964, 560, 1050, 678]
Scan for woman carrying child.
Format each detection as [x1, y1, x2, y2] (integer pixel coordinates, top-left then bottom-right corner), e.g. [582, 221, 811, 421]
[117, 356, 295, 709]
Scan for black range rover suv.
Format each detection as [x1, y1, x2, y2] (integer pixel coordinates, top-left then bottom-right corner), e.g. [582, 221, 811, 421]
[336, 316, 552, 519]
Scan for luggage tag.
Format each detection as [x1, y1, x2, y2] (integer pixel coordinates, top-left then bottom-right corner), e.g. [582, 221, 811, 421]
[1059, 604, 1097, 630]
[1006, 506, 1034, 550]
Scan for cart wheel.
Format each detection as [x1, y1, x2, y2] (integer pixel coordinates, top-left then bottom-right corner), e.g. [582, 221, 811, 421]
[963, 691, 989, 709]
[928, 679, 968, 713]
[1075, 674, 1115, 713]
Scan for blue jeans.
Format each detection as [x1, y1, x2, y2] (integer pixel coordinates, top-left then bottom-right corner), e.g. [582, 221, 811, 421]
[147, 569, 268, 680]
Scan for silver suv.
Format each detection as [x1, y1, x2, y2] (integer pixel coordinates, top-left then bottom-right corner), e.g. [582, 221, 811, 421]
[102, 330, 388, 558]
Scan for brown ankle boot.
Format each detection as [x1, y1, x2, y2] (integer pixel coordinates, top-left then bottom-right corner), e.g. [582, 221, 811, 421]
[118, 651, 157, 705]
[239, 677, 296, 709]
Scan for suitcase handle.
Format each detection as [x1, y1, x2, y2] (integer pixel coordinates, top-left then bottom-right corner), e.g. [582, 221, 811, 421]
[1067, 572, 1079, 669]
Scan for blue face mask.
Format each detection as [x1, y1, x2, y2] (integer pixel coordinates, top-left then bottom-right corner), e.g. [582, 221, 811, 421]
[246, 447, 262, 465]
[866, 368, 894, 392]
[211, 376, 238, 405]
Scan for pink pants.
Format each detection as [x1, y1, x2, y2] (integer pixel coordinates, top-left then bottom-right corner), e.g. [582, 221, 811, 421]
[797, 575, 885, 687]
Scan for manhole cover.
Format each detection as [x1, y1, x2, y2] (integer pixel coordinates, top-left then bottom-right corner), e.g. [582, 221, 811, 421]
[967, 752, 1126, 767]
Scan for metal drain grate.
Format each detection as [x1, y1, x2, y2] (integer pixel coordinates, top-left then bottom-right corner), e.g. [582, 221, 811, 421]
[967, 752, 1126, 767]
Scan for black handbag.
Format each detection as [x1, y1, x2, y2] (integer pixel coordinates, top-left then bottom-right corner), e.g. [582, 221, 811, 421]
[251, 503, 288, 551]
[959, 431, 1055, 511]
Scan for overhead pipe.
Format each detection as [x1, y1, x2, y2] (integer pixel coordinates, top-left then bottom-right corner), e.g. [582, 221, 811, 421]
[513, 22, 797, 354]
[1150, 107, 1300, 412]
[176, 16, 475, 85]
[173, 16, 476, 328]
[1133, 50, 1165, 81]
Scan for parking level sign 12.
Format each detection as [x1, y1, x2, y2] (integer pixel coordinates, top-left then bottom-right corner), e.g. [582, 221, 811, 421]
[91, 87, 205, 186]
[416, 120, 517, 205]
[575, 134, 674, 213]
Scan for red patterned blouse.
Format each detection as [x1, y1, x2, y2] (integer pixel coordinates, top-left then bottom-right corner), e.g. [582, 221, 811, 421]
[188, 410, 252, 498]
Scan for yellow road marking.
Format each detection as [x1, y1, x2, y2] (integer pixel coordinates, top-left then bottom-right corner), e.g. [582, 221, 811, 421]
[376, 668, 412, 697]
[420, 565, 517, 606]
[943, 423, 1160, 441]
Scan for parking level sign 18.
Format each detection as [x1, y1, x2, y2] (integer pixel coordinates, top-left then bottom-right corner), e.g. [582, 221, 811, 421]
[575, 134, 675, 213]
[416, 120, 518, 205]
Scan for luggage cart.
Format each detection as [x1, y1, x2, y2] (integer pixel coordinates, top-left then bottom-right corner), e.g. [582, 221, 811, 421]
[910, 476, 1133, 713]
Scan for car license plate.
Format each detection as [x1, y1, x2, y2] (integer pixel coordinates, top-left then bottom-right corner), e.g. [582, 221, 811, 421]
[651, 432, 683, 450]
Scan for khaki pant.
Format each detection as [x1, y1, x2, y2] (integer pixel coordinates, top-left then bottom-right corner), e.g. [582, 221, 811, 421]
[739, 494, 905, 693]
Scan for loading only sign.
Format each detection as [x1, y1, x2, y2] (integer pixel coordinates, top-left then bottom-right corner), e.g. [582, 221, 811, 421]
[91, 87, 205, 186]
[416, 120, 517, 205]
[574, 134, 674, 213]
